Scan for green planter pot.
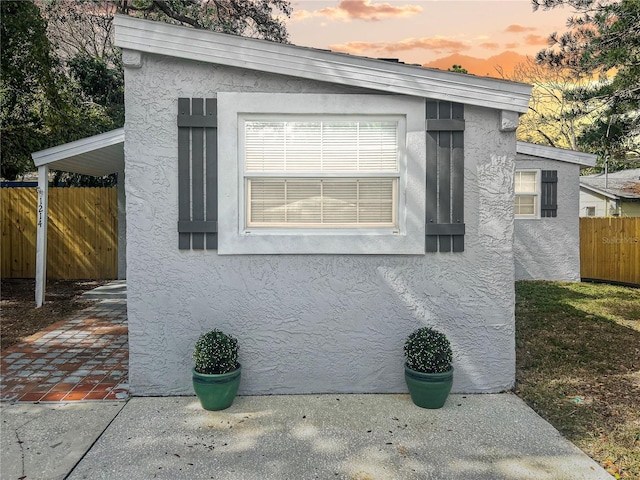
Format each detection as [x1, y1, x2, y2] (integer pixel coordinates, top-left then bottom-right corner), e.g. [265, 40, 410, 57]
[404, 364, 453, 409]
[192, 365, 241, 411]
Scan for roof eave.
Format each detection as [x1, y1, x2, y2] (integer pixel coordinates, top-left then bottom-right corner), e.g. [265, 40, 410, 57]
[113, 15, 532, 114]
[31, 128, 125, 176]
[517, 141, 597, 167]
[579, 183, 620, 199]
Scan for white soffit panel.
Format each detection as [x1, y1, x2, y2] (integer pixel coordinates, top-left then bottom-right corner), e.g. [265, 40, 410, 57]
[31, 128, 124, 176]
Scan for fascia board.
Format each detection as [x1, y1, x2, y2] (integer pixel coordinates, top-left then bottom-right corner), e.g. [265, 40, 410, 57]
[579, 183, 619, 200]
[517, 141, 597, 167]
[113, 15, 531, 113]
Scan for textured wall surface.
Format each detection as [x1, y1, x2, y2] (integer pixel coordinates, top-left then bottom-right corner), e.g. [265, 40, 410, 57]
[514, 155, 581, 281]
[117, 171, 126, 279]
[123, 52, 517, 396]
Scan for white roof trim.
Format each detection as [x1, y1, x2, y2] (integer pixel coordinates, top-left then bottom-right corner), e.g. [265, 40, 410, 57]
[113, 15, 532, 114]
[517, 142, 597, 167]
[579, 183, 619, 200]
[32, 128, 124, 176]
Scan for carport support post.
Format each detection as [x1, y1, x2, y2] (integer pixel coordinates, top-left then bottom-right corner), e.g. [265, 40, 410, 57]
[35, 165, 49, 307]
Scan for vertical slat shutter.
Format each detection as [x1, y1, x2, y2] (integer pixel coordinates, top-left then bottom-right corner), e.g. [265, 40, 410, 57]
[425, 100, 465, 252]
[177, 98, 218, 249]
[541, 170, 558, 218]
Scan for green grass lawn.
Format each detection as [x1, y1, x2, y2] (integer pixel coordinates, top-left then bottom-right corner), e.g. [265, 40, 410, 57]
[515, 281, 640, 479]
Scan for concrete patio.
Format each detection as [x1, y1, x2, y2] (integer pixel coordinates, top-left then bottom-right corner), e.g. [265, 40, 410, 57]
[1, 393, 612, 480]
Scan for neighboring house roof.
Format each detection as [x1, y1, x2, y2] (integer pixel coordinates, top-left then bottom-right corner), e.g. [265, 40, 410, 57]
[31, 128, 124, 176]
[580, 168, 640, 200]
[112, 15, 532, 114]
[516, 142, 597, 167]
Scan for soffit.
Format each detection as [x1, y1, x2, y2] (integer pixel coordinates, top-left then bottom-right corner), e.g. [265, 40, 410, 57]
[31, 129, 124, 176]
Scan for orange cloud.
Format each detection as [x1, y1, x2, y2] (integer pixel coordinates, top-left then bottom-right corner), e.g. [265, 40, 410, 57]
[525, 34, 549, 46]
[479, 42, 500, 50]
[505, 24, 537, 33]
[505, 42, 519, 49]
[294, 0, 422, 22]
[330, 37, 469, 55]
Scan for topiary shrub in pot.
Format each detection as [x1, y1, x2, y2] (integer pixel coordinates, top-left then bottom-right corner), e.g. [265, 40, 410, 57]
[192, 329, 241, 411]
[404, 326, 453, 409]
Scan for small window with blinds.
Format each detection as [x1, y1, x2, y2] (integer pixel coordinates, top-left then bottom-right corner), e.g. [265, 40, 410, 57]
[243, 118, 400, 229]
[514, 170, 540, 218]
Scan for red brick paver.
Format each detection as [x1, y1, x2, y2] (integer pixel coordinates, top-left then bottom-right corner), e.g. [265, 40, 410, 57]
[1, 299, 128, 403]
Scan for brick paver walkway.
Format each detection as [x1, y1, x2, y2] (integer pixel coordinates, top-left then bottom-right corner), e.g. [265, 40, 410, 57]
[1, 298, 128, 403]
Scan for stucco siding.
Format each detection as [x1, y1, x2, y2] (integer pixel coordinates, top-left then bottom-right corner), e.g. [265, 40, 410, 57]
[514, 156, 581, 281]
[124, 53, 517, 396]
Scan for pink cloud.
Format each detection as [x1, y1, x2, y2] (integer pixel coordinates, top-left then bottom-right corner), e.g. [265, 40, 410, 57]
[330, 37, 469, 56]
[294, 0, 422, 22]
[479, 42, 500, 50]
[504, 24, 537, 33]
[525, 34, 549, 46]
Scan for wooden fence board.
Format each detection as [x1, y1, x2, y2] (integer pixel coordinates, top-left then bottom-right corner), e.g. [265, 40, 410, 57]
[1, 188, 117, 279]
[580, 217, 640, 286]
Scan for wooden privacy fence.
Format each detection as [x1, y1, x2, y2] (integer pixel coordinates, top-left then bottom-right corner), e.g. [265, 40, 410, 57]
[580, 217, 640, 286]
[1, 187, 117, 279]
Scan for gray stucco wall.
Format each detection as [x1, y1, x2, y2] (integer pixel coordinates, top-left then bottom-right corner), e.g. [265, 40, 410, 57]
[514, 154, 581, 281]
[117, 171, 126, 280]
[123, 52, 517, 396]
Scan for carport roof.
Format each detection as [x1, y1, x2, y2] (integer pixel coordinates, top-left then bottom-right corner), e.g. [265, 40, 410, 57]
[31, 128, 124, 176]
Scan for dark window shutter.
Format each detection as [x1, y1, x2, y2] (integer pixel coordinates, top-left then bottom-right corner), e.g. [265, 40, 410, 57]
[425, 100, 465, 252]
[541, 170, 558, 218]
[177, 98, 218, 249]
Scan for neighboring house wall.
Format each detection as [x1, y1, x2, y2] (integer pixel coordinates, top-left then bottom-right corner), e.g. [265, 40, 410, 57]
[124, 53, 517, 396]
[621, 202, 640, 217]
[579, 188, 640, 217]
[514, 155, 581, 281]
[579, 188, 611, 217]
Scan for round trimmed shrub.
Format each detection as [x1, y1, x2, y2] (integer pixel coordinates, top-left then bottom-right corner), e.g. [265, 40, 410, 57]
[193, 329, 239, 375]
[404, 327, 452, 374]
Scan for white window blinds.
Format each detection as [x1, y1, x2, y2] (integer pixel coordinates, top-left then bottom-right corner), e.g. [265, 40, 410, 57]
[245, 121, 398, 172]
[515, 171, 538, 217]
[244, 119, 399, 228]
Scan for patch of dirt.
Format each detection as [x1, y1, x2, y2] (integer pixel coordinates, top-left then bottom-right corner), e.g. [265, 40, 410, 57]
[0, 279, 109, 351]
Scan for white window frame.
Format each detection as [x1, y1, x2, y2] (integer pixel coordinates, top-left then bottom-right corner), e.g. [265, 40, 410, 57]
[514, 169, 541, 219]
[240, 115, 402, 230]
[217, 93, 426, 255]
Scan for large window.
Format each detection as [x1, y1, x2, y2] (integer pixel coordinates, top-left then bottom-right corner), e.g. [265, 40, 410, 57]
[244, 118, 399, 228]
[515, 170, 539, 218]
[217, 93, 425, 255]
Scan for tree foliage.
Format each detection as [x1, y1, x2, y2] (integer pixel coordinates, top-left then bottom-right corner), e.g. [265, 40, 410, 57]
[117, 0, 292, 42]
[447, 64, 468, 74]
[2, 0, 291, 182]
[506, 57, 593, 151]
[533, 0, 640, 168]
[1, 1, 60, 179]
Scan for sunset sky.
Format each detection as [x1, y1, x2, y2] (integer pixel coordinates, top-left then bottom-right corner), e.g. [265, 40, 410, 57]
[285, 0, 573, 77]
